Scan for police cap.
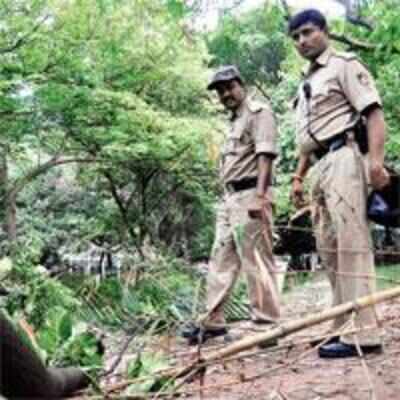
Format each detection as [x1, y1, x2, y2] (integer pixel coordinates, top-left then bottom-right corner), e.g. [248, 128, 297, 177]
[207, 65, 243, 91]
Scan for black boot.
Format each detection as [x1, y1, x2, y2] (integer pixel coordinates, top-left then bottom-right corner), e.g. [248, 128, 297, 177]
[318, 341, 383, 358]
[181, 324, 227, 345]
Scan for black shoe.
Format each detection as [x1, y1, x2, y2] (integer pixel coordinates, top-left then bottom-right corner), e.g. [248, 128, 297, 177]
[181, 323, 198, 339]
[318, 341, 383, 359]
[182, 325, 227, 345]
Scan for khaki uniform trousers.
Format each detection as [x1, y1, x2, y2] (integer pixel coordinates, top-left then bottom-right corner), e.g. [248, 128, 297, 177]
[200, 187, 281, 330]
[310, 138, 381, 346]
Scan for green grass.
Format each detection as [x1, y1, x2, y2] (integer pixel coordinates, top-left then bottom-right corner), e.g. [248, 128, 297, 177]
[283, 271, 313, 293]
[376, 263, 400, 290]
[281, 264, 400, 294]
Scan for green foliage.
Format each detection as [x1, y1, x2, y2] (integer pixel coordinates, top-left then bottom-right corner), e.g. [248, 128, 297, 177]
[96, 277, 124, 303]
[126, 352, 172, 394]
[56, 331, 103, 370]
[70, 256, 199, 331]
[336, 1, 400, 166]
[166, 0, 187, 19]
[207, 4, 288, 86]
[3, 258, 103, 371]
[0, 257, 13, 280]
[6, 262, 79, 329]
[1, 0, 218, 262]
[36, 308, 102, 370]
[376, 264, 400, 290]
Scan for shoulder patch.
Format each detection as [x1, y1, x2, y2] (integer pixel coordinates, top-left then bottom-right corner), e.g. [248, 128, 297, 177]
[248, 100, 268, 113]
[333, 51, 358, 61]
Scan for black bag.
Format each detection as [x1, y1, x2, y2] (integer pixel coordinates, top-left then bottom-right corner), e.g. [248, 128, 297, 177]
[367, 167, 400, 227]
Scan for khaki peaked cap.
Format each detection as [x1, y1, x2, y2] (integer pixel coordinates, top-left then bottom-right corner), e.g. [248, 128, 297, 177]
[207, 65, 243, 90]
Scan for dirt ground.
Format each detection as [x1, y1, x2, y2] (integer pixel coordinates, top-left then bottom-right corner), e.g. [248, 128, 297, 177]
[100, 273, 400, 400]
[169, 275, 400, 400]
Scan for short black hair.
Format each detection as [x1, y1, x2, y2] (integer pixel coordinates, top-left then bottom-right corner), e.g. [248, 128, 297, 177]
[288, 9, 327, 33]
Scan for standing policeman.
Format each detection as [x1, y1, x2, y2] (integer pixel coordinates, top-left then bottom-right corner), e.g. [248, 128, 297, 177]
[184, 65, 281, 344]
[289, 9, 389, 358]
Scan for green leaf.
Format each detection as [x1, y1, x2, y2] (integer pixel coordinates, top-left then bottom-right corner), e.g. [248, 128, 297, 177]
[58, 313, 73, 342]
[0, 258, 13, 281]
[125, 351, 171, 394]
[166, 0, 186, 18]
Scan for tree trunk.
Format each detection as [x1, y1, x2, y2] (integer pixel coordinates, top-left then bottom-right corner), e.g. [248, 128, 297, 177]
[0, 148, 6, 230]
[0, 147, 17, 247]
[6, 192, 17, 244]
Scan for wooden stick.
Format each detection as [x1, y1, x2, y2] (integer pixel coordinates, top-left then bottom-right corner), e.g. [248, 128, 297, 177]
[172, 286, 400, 379]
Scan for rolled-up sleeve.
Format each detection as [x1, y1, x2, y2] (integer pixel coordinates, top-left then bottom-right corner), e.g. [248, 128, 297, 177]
[341, 59, 382, 113]
[251, 106, 278, 158]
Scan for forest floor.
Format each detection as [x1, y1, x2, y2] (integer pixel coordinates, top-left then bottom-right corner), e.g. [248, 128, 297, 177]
[98, 268, 400, 400]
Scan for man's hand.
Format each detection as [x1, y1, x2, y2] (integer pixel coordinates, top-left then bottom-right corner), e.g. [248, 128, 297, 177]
[291, 179, 306, 209]
[248, 195, 266, 219]
[370, 161, 390, 190]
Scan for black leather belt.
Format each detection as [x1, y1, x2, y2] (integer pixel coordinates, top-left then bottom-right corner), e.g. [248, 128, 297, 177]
[314, 133, 347, 160]
[226, 177, 258, 193]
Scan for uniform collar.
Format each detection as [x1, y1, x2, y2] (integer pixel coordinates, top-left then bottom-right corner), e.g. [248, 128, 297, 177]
[301, 46, 334, 77]
[315, 46, 333, 66]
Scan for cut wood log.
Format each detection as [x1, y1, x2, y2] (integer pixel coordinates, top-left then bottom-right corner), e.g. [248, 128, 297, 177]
[173, 285, 400, 380]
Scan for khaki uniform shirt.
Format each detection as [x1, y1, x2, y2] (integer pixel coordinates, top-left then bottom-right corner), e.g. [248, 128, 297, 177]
[220, 96, 278, 184]
[295, 47, 382, 155]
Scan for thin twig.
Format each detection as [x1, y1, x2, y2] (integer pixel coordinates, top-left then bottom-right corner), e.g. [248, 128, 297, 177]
[101, 334, 136, 378]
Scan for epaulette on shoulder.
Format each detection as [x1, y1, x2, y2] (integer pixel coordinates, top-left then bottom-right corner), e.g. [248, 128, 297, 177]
[333, 51, 358, 62]
[248, 100, 268, 113]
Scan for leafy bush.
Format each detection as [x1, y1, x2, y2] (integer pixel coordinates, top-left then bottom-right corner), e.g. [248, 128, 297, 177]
[125, 352, 172, 394]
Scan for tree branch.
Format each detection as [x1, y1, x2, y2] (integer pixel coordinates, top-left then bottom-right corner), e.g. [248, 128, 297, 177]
[4, 156, 100, 202]
[102, 171, 145, 258]
[0, 14, 51, 54]
[335, 0, 374, 31]
[328, 32, 376, 51]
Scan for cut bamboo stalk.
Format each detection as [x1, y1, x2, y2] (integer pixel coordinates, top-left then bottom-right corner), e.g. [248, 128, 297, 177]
[173, 285, 400, 379]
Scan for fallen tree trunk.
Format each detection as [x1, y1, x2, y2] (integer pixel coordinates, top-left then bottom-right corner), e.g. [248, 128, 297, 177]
[174, 285, 400, 379]
[0, 313, 90, 399]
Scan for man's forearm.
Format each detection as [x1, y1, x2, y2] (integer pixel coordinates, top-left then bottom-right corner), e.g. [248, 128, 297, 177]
[294, 153, 311, 180]
[256, 154, 273, 197]
[366, 107, 386, 165]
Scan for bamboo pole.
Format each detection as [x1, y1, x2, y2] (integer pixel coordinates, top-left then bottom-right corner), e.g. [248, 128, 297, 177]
[173, 285, 400, 379]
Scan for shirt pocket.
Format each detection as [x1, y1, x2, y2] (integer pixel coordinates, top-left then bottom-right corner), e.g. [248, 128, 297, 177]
[223, 118, 250, 155]
[310, 85, 329, 113]
[311, 78, 340, 114]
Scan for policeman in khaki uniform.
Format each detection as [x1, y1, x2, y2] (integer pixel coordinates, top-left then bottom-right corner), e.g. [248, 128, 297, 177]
[289, 9, 390, 358]
[183, 66, 281, 345]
